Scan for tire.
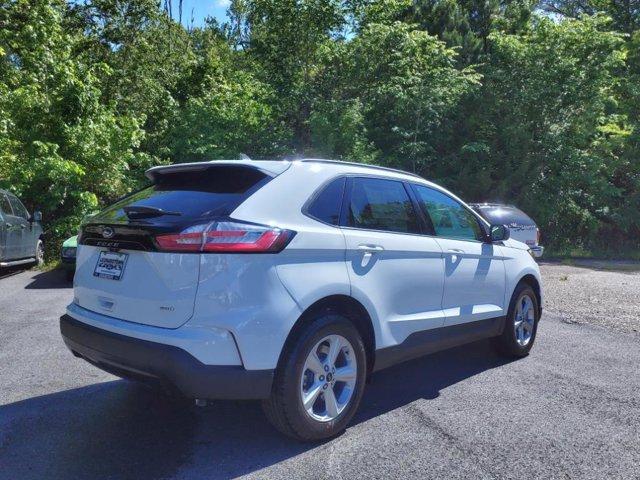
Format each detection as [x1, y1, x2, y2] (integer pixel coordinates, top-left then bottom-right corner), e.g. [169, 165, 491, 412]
[65, 269, 75, 282]
[492, 282, 540, 358]
[262, 313, 367, 441]
[35, 240, 44, 267]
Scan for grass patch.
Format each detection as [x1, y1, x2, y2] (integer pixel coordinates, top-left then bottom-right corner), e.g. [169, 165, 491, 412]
[545, 246, 640, 261]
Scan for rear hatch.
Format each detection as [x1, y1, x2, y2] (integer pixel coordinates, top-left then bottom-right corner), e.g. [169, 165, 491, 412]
[75, 162, 288, 328]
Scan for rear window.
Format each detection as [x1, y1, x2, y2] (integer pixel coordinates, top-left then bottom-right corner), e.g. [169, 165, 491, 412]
[475, 206, 535, 226]
[96, 166, 270, 222]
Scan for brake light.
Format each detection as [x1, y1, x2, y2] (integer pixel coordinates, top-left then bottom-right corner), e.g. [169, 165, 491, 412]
[536, 228, 541, 245]
[155, 231, 203, 251]
[155, 221, 294, 253]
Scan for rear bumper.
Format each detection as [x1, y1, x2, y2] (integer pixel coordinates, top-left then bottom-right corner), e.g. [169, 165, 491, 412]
[60, 314, 274, 400]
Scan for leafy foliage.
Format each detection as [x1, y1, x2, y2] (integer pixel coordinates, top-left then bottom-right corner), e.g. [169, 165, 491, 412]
[0, 0, 638, 256]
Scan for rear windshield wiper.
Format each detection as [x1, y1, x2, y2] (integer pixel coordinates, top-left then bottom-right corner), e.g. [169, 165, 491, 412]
[123, 206, 182, 219]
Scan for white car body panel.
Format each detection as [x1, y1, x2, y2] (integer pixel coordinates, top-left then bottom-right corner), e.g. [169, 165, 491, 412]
[74, 245, 200, 328]
[435, 239, 506, 326]
[342, 228, 445, 347]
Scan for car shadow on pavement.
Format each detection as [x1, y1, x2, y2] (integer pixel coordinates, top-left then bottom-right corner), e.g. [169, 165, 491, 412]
[23, 268, 72, 289]
[0, 340, 512, 480]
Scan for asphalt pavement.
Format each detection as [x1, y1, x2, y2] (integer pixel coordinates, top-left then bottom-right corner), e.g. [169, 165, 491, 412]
[1, 267, 639, 479]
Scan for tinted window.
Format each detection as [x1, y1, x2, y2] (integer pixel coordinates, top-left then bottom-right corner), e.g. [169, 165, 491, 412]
[412, 185, 483, 241]
[0, 195, 12, 215]
[307, 177, 345, 225]
[96, 166, 269, 222]
[474, 205, 535, 226]
[347, 178, 419, 234]
[8, 196, 28, 219]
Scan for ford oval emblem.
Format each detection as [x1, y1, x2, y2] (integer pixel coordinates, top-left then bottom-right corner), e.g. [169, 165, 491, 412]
[101, 226, 115, 239]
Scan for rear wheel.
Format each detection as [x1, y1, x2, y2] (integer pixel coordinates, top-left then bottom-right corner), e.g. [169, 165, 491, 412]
[492, 283, 540, 357]
[263, 314, 367, 441]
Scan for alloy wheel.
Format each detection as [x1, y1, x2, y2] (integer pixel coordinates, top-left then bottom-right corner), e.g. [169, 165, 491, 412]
[300, 334, 358, 422]
[514, 294, 535, 347]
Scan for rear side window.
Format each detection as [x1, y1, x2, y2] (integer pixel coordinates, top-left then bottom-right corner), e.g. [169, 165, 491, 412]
[412, 185, 483, 241]
[347, 177, 420, 234]
[0, 195, 12, 215]
[8, 196, 28, 219]
[306, 177, 346, 225]
[97, 166, 270, 222]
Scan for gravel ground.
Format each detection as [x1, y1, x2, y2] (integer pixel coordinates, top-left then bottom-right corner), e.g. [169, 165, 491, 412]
[540, 261, 640, 334]
[1, 264, 639, 480]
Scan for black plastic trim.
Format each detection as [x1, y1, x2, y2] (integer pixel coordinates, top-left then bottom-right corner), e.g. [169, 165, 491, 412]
[60, 315, 274, 400]
[373, 316, 505, 371]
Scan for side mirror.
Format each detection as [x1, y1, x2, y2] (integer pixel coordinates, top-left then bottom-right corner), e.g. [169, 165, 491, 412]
[490, 224, 510, 242]
[32, 211, 43, 222]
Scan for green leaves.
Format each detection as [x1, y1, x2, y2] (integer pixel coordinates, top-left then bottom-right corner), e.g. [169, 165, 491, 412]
[0, 0, 638, 255]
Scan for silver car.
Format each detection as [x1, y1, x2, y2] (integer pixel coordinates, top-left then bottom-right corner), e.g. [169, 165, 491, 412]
[471, 203, 544, 258]
[0, 189, 44, 267]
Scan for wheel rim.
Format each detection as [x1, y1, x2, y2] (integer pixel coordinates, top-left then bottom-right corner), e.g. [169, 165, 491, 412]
[514, 294, 535, 347]
[37, 243, 44, 264]
[300, 334, 358, 422]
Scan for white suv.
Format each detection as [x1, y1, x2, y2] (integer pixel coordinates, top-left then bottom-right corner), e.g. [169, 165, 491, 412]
[60, 159, 542, 441]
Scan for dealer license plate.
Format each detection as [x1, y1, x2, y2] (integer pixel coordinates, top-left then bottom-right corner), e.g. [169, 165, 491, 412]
[94, 251, 128, 280]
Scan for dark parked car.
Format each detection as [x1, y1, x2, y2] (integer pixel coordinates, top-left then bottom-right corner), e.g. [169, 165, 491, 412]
[0, 189, 44, 267]
[471, 203, 543, 258]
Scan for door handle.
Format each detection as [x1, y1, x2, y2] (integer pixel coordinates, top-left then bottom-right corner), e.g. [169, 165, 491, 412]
[446, 248, 464, 262]
[357, 244, 384, 252]
[357, 244, 384, 262]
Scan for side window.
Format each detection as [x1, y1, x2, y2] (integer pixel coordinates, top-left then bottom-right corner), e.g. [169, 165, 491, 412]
[0, 195, 14, 216]
[412, 185, 483, 241]
[9, 196, 28, 219]
[306, 177, 346, 225]
[347, 177, 420, 234]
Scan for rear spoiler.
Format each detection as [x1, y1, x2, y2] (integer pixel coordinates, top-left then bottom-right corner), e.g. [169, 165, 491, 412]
[145, 160, 291, 182]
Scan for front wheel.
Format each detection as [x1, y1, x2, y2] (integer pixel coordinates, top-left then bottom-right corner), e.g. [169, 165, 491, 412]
[35, 240, 44, 267]
[262, 314, 367, 441]
[492, 283, 540, 358]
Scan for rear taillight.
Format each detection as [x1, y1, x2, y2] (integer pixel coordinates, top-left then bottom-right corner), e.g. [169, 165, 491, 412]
[536, 228, 541, 245]
[155, 221, 294, 253]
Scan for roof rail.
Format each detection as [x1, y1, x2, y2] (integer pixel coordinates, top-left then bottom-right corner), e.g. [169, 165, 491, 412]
[297, 158, 424, 180]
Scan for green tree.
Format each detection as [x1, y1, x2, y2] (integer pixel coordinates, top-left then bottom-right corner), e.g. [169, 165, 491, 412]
[0, 0, 149, 250]
[328, 22, 480, 171]
[439, 16, 629, 249]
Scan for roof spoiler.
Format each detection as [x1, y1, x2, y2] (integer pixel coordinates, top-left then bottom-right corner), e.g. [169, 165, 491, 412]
[145, 160, 291, 182]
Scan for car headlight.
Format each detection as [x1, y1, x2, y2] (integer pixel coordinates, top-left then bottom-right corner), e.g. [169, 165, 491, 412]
[62, 247, 77, 258]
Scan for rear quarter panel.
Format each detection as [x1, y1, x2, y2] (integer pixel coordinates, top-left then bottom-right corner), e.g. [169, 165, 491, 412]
[216, 162, 353, 369]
